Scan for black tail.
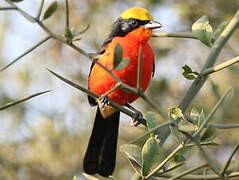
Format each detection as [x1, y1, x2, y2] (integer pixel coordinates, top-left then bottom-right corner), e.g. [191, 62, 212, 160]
[83, 107, 120, 177]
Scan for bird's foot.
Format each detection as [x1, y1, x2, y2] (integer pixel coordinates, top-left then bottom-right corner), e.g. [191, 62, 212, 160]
[99, 95, 110, 111]
[125, 103, 144, 127]
[131, 110, 143, 127]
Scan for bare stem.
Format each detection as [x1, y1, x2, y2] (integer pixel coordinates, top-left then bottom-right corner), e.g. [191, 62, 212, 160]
[220, 144, 239, 176]
[47, 68, 147, 126]
[137, 46, 142, 91]
[0, 90, 52, 111]
[169, 163, 208, 180]
[202, 56, 239, 76]
[0, 35, 51, 72]
[65, 0, 69, 28]
[144, 143, 184, 179]
[193, 87, 232, 137]
[182, 131, 220, 175]
[152, 32, 197, 39]
[0, 7, 17, 10]
[36, 0, 44, 20]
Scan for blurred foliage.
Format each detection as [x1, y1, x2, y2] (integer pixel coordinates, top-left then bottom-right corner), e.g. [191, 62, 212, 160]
[0, 0, 239, 179]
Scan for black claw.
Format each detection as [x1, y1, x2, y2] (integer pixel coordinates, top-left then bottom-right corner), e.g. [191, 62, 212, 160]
[99, 96, 110, 110]
[132, 111, 143, 127]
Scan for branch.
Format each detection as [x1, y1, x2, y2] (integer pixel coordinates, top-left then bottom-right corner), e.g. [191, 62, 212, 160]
[212, 123, 239, 129]
[152, 32, 197, 39]
[0, 35, 51, 72]
[193, 87, 232, 137]
[144, 143, 184, 179]
[159, 8, 239, 146]
[47, 68, 147, 126]
[36, 0, 44, 20]
[220, 144, 239, 176]
[0, 7, 17, 10]
[181, 131, 220, 175]
[202, 56, 239, 76]
[169, 163, 208, 180]
[65, 0, 69, 28]
[3, 0, 169, 122]
[179, 9, 239, 112]
[137, 46, 142, 91]
[156, 171, 239, 179]
[0, 90, 52, 111]
[130, 121, 174, 143]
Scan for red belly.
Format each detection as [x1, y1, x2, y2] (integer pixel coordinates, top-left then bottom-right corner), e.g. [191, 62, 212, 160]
[89, 36, 154, 106]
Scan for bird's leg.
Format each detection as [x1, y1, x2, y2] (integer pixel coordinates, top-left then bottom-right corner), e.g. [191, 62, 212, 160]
[125, 103, 143, 127]
[98, 95, 110, 111]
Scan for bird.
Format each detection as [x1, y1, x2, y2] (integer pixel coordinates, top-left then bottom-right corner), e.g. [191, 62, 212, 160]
[83, 7, 162, 177]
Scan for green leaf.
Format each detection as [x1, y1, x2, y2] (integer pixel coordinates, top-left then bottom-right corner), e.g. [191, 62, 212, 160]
[198, 109, 206, 128]
[182, 65, 199, 80]
[168, 107, 184, 120]
[113, 43, 123, 68]
[120, 144, 142, 166]
[43, 1, 58, 20]
[201, 125, 217, 142]
[146, 112, 159, 134]
[11, 0, 24, 2]
[114, 57, 130, 70]
[183, 73, 196, 80]
[215, 21, 229, 39]
[182, 65, 193, 74]
[141, 137, 161, 176]
[192, 15, 213, 47]
[169, 125, 183, 144]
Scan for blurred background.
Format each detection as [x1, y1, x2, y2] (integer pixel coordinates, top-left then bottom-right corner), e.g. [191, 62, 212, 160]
[0, 0, 239, 179]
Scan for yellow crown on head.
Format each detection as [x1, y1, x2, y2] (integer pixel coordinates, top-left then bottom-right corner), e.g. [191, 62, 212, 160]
[120, 7, 153, 21]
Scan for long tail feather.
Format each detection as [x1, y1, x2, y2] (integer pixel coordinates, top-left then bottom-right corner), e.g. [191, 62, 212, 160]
[83, 107, 120, 177]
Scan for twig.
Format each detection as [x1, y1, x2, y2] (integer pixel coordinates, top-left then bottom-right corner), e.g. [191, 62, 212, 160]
[102, 82, 121, 97]
[137, 46, 142, 91]
[202, 56, 239, 76]
[0, 90, 52, 111]
[152, 32, 197, 39]
[36, 0, 44, 20]
[181, 131, 220, 175]
[193, 87, 232, 137]
[159, 9, 239, 146]
[0, 7, 17, 10]
[169, 163, 208, 180]
[3, 0, 168, 122]
[220, 144, 239, 176]
[212, 124, 239, 129]
[47, 68, 147, 126]
[144, 143, 184, 179]
[130, 121, 174, 143]
[65, 0, 69, 28]
[47, 68, 98, 98]
[156, 171, 239, 179]
[179, 9, 239, 112]
[140, 93, 168, 120]
[0, 36, 51, 72]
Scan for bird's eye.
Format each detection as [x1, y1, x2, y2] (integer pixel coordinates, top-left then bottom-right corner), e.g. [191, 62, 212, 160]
[130, 19, 138, 26]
